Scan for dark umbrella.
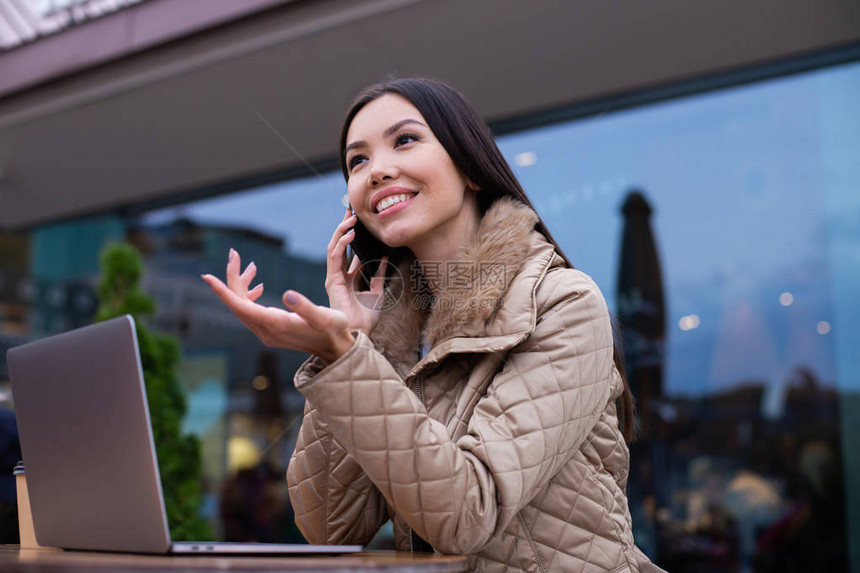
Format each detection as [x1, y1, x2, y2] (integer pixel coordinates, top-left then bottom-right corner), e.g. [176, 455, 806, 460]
[617, 190, 666, 433]
[616, 190, 668, 558]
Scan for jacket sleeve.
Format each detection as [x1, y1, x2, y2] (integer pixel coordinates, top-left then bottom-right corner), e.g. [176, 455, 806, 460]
[286, 379, 390, 545]
[292, 270, 617, 555]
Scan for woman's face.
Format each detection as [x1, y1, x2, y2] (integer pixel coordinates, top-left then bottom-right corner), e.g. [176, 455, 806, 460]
[344, 94, 479, 260]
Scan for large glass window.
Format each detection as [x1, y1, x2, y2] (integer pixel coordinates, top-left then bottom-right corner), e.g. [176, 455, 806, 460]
[497, 60, 860, 572]
[1, 59, 857, 570]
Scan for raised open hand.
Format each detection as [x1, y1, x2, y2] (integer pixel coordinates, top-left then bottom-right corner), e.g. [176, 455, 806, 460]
[201, 248, 355, 363]
[325, 208, 390, 336]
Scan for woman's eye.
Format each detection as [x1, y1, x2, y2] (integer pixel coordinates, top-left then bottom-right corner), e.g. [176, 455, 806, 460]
[395, 133, 419, 147]
[348, 155, 367, 171]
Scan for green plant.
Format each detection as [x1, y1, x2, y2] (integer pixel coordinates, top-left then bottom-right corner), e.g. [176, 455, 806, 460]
[96, 243, 212, 540]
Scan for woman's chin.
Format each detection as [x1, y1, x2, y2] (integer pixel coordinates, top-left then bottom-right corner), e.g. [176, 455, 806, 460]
[377, 227, 418, 251]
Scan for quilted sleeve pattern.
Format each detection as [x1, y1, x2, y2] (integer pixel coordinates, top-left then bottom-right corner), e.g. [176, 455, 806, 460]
[286, 381, 390, 545]
[293, 270, 615, 555]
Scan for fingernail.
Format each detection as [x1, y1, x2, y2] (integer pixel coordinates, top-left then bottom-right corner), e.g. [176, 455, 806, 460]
[229, 248, 236, 262]
[285, 291, 299, 305]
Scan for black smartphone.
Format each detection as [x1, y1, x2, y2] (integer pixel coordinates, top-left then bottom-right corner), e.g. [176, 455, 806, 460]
[345, 206, 388, 282]
[347, 204, 366, 264]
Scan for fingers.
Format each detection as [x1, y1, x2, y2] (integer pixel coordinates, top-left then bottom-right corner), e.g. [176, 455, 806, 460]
[224, 249, 262, 298]
[327, 211, 358, 271]
[240, 261, 257, 289]
[226, 248, 244, 295]
[346, 254, 364, 293]
[327, 209, 358, 254]
[369, 256, 388, 293]
[201, 273, 257, 331]
[327, 211, 358, 254]
[201, 273, 233, 304]
[283, 290, 348, 333]
[205, 274, 288, 344]
[248, 283, 264, 302]
[205, 272, 352, 359]
[203, 273, 253, 314]
[338, 226, 357, 249]
[347, 255, 361, 275]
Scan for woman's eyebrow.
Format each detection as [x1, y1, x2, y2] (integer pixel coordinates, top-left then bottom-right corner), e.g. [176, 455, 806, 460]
[344, 118, 427, 155]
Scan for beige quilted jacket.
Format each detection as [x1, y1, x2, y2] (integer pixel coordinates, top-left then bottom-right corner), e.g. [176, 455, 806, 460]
[287, 198, 664, 572]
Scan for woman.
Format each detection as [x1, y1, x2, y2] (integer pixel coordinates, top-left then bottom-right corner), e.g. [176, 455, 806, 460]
[203, 78, 663, 571]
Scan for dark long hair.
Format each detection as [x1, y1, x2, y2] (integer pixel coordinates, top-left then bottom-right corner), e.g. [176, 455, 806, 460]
[339, 78, 636, 443]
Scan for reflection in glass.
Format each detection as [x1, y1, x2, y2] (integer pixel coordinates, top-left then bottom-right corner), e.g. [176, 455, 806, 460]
[494, 60, 859, 571]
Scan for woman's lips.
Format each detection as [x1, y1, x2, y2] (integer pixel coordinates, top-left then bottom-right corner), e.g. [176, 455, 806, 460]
[376, 193, 417, 219]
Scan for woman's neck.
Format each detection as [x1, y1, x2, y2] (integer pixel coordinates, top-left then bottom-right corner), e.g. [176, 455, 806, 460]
[411, 196, 481, 294]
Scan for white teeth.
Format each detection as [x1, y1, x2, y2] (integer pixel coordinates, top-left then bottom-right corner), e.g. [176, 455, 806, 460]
[376, 193, 414, 213]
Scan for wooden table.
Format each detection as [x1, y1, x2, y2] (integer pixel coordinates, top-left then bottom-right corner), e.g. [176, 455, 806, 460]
[0, 545, 468, 572]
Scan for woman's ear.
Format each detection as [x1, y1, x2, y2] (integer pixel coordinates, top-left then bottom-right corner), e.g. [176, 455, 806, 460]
[466, 179, 481, 192]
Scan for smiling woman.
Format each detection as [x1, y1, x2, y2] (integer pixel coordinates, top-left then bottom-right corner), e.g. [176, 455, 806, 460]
[202, 78, 662, 572]
[343, 94, 481, 264]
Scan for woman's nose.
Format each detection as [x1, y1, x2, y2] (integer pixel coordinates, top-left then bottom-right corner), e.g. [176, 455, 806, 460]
[370, 159, 399, 187]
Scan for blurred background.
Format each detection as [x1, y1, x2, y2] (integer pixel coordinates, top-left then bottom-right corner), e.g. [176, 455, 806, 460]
[0, 1, 858, 571]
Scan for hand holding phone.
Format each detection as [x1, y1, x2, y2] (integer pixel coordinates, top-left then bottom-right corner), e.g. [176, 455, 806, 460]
[325, 207, 388, 335]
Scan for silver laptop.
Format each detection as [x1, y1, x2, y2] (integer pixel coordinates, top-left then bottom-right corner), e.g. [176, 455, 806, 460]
[7, 315, 361, 555]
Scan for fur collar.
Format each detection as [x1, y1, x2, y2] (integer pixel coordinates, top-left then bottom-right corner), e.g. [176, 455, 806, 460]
[370, 197, 539, 376]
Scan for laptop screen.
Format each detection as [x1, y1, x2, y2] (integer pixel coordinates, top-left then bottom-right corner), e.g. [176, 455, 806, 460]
[8, 316, 173, 553]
